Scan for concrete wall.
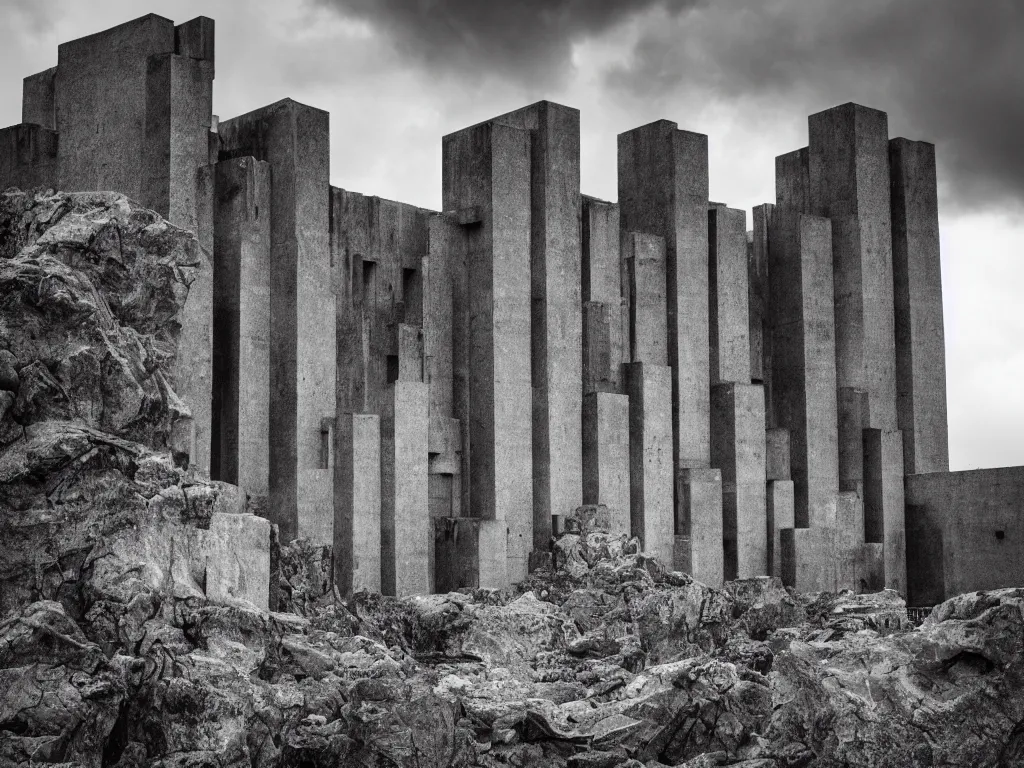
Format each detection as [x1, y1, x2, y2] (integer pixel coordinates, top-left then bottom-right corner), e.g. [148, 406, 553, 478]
[219, 99, 334, 545]
[906, 467, 1024, 605]
[335, 413, 382, 595]
[0, 124, 58, 190]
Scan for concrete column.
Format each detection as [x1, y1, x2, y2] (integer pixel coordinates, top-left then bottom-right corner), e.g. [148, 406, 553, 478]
[677, 468, 724, 587]
[835, 490, 865, 590]
[750, 204, 773, 389]
[424, 215, 459, 433]
[219, 99, 335, 544]
[442, 120, 533, 584]
[837, 387, 868, 495]
[781, 527, 837, 592]
[766, 428, 790, 481]
[864, 428, 907, 594]
[334, 413, 382, 596]
[768, 208, 839, 528]
[619, 121, 710, 469]
[808, 103, 897, 431]
[582, 196, 626, 392]
[889, 138, 949, 474]
[582, 392, 631, 537]
[767, 480, 795, 579]
[582, 301, 613, 394]
[330, 188, 371, 418]
[625, 363, 674, 567]
[711, 383, 768, 579]
[211, 157, 270, 500]
[381, 382, 429, 596]
[709, 206, 750, 385]
[22, 67, 56, 128]
[486, 101, 582, 549]
[623, 231, 668, 365]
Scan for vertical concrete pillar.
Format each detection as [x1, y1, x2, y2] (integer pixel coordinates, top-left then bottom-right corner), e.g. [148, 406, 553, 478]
[750, 204, 774, 394]
[22, 67, 56, 129]
[381, 382, 429, 596]
[837, 387, 868, 495]
[781, 527, 837, 592]
[709, 206, 751, 385]
[766, 428, 791, 481]
[889, 138, 949, 474]
[623, 231, 668, 365]
[808, 103, 897, 430]
[677, 468, 724, 587]
[489, 101, 582, 548]
[767, 480, 795, 579]
[625, 363, 674, 566]
[424, 215, 458, 432]
[211, 157, 270, 500]
[582, 196, 626, 391]
[582, 302, 613, 394]
[219, 99, 335, 544]
[618, 121, 710, 469]
[582, 392, 631, 537]
[835, 490, 865, 589]
[864, 428, 907, 594]
[442, 120, 533, 584]
[711, 383, 768, 579]
[335, 413, 382, 595]
[768, 208, 839, 528]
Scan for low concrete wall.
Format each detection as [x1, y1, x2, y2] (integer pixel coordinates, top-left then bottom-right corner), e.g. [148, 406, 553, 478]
[906, 467, 1024, 605]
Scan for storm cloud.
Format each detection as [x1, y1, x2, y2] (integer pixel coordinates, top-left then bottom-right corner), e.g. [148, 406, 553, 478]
[316, 0, 1024, 212]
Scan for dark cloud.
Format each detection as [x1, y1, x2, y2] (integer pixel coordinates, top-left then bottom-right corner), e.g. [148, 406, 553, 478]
[312, 0, 704, 86]
[603, 0, 1024, 212]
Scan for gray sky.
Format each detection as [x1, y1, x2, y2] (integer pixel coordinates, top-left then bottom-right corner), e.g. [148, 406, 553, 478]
[3, 0, 1022, 471]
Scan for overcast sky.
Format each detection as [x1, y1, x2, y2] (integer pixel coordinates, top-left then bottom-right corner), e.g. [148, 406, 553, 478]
[3, 0, 1023, 471]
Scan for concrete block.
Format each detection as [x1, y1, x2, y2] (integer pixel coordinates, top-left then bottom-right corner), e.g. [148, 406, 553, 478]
[219, 99, 334, 544]
[766, 428, 790, 481]
[211, 157, 270, 500]
[864, 428, 906, 595]
[443, 118, 534, 584]
[625, 363, 675, 567]
[889, 138, 949, 474]
[174, 16, 215, 63]
[202, 512, 272, 610]
[582, 392, 631, 537]
[397, 323, 424, 382]
[334, 413, 382, 596]
[619, 121, 711, 469]
[781, 527, 836, 593]
[381, 382, 429, 596]
[678, 467, 724, 587]
[582, 301, 613, 394]
[711, 383, 768, 579]
[775, 148, 810, 214]
[424, 215, 459, 432]
[623, 231, 668, 366]
[478, 519, 509, 590]
[749, 204, 774, 388]
[808, 103, 897, 431]
[22, 67, 56, 129]
[582, 196, 625, 391]
[837, 387, 868, 494]
[835, 490, 865, 590]
[0, 124, 58, 191]
[709, 206, 750, 384]
[768, 209, 839, 528]
[767, 480, 795, 579]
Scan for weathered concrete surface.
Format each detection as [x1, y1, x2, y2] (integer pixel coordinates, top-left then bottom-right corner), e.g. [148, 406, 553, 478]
[211, 157, 270, 500]
[0, 123, 58, 192]
[432, 517, 480, 592]
[22, 67, 56, 128]
[890, 138, 949, 474]
[442, 119, 533, 585]
[381, 382, 429, 597]
[219, 99, 335, 545]
[582, 392, 631, 537]
[769, 209, 839, 528]
[626, 363, 675, 567]
[809, 103, 897, 431]
[623, 230, 668, 365]
[582, 300, 613, 394]
[619, 121, 711, 469]
[749, 203, 773, 390]
[835, 491, 865, 590]
[768, 480, 795, 579]
[864, 428, 906, 595]
[582, 195, 626, 392]
[781, 526, 837, 593]
[677, 467, 724, 587]
[712, 383, 768, 579]
[709, 206, 750, 385]
[487, 102, 583, 553]
[335, 413, 382, 596]
[766, 427, 791, 481]
[837, 386, 868, 495]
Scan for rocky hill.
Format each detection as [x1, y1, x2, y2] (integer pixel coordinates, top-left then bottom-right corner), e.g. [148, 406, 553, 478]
[1, 189, 1022, 767]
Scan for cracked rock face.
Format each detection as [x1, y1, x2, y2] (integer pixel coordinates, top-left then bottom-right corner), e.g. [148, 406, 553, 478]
[2, 192, 1024, 766]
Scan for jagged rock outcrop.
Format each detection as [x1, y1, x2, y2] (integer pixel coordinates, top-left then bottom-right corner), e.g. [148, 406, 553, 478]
[2, 191, 1023, 766]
